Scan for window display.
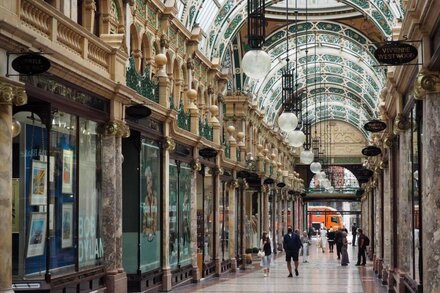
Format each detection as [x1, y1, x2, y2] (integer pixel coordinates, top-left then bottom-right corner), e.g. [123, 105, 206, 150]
[169, 161, 193, 268]
[12, 109, 103, 277]
[140, 139, 161, 271]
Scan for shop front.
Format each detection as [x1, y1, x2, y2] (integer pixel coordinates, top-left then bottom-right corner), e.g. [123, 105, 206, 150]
[122, 116, 163, 292]
[11, 74, 110, 292]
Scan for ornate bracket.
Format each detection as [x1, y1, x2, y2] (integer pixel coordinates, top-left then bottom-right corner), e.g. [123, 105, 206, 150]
[413, 70, 440, 99]
[212, 166, 223, 176]
[0, 78, 27, 106]
[163, 136, 176, 151]
[228, 179, 239, 189]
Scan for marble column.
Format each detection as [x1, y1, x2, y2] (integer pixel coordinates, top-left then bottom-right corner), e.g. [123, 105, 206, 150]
[276, 192, 282, 251]
[228, 181, 237, 271]
[396, 131, 412, 274]
[213, 166, 221, 276]
[283, 195, 287, 235]
[0, 104, 13, 293]
[262, 187, 269, 233]
[102, 122, 127, 293]
[161, 133, 172, 291]
[228, 179, 238, 272]
[0, 78, 26, 293]
[382, 167, 391, 284]
[422, 92, 440, 291]
[374, 174, 383, 277]
[190, 163, 200, 281]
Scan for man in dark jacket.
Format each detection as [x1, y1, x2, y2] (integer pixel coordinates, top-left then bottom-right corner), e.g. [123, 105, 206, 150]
[351, 223, 357, 246]
[355, 229, 367, 266]
[283, 226, 302, 277]
[334, 228, 344, 259]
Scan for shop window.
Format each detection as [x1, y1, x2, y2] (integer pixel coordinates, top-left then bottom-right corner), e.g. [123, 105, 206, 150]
[169, 161, 193, 268]
[122, 135, 161, 274]
[12, 109, 103, 278]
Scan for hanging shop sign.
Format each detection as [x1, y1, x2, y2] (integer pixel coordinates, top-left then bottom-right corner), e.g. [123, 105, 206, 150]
[276, 182, 286, 188]
[199, 147, 218, 158]
[126, 104, 151, 119]
[364, 120, 387, 132]
[263, 178, 274, 185]
[11, 53, 51, 75]
[358, 168, 374, 178]
[374, 41, 418, 65]
[361, 146, 382, 156]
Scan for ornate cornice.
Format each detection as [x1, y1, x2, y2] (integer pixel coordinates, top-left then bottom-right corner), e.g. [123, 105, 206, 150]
[0, 78, 27, 106]
[413, 70, 440, 99]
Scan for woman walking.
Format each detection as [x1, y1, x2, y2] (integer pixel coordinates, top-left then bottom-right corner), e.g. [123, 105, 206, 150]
[300, 231, 311, 263]
[260, 232, 272, 277]
[341, 232, 350, 266]
[320, 227, 327, 253]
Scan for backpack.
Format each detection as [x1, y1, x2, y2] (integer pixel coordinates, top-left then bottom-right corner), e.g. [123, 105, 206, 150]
[364, 236, 370, 246]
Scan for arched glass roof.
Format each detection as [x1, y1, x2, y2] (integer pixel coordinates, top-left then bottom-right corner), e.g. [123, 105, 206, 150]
[175, 0, 404, 135]
[244, 21, 384, 134]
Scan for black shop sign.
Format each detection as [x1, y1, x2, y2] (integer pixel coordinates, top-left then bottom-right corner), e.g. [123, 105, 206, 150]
[374, 41, 418, 65]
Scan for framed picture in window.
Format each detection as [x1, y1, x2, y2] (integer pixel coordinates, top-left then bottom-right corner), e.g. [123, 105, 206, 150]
[61, 203, 73, 248]
[30, 160, 47, 205]
[62, 149, 74, 194]
[27, 213, 47, 258]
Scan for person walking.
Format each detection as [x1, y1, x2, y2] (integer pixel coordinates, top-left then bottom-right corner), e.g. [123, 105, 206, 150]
[283, 226, 303, 277]
[335, 228, 343, 259]
[355, 229, 368, 266]
[260, 231, 272, 277]
[300, 231, 311, 263]
[320, 227, 327, 253]
[327, 228, 335, 253]
[351, 223, 358, 246]
[308, 225, 315, 240]
[341, 232, 349, 266]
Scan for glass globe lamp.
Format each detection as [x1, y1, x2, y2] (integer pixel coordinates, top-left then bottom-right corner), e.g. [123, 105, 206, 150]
[316, 171, 326, 180]
[242, 50, 272, 80]
[287, 130, 306, 147]
[321, 178, 331, 189]
[310, 161, 322, 174]
[278, 112, 298, 133]
[300, 149, 314, 164]
[328, 186, 335, 193]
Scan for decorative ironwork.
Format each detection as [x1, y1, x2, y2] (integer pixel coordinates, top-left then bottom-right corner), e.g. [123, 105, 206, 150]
[199, 118, 213, 141]
[126, 55, 159, 103]
[247, 0, 266, 49]
[177, 100, 190, 131]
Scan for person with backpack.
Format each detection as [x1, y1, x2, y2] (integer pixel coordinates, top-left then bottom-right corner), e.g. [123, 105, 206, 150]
[355, 228, 369, 266]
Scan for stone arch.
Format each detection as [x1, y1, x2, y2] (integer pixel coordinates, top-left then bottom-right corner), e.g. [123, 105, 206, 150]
[140, 33, 152, 75]
[99, 0, 125, 34]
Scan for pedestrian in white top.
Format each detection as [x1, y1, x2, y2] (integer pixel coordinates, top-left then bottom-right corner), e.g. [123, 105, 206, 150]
[320, 227, 327, 253]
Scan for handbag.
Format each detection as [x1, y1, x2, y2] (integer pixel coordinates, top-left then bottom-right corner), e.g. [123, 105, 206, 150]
[257, 250, 265, 258]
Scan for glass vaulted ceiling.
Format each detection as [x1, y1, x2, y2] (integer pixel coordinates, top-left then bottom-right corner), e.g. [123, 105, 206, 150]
[177, 0, 404, 136]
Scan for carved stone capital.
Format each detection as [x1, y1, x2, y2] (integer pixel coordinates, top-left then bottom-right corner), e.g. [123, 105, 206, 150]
[100, 120, 130, 137]
[190, 158, 202, 172]
[160, 34, 170, 49]
[413, 70, 440, 99]
[186, 58, 194, 70]
[393, 113, 410, 134]
[207, 85, 214, 95]
[0, 79, 27, 106]
[164, 136, 176, 151]
[228, 179, 238, 189]
[212, 166, 223, 176]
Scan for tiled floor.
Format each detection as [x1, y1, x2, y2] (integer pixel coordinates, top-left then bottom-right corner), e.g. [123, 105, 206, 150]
[173, 238, 387, 292]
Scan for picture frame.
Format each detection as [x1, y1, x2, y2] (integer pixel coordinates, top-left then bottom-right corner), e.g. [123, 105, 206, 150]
[61, 203, 73, 248]
[30, 160, 47, 205]
[62, 149, 74, 194]
[27, 213, 47, 258]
